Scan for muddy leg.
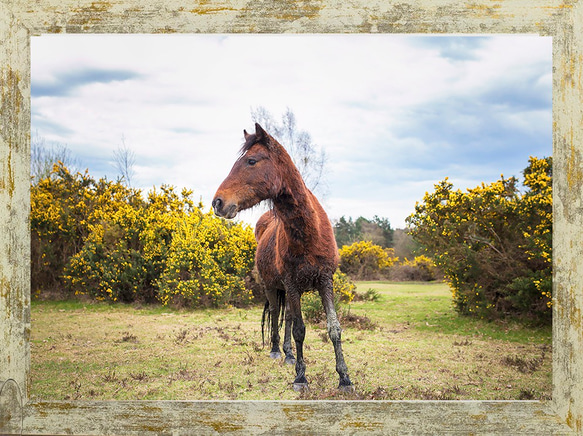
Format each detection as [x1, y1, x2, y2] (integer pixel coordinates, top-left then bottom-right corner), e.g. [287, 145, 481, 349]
[266, 290, 282, 359]
[287, 291, 308, 391]
[269, 305, 282, 359]
[319, 279, 353, 391]
[282, 299, 295, 365]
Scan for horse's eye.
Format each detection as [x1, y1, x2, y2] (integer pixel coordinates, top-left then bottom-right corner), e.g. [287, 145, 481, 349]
[247, 158, 257, 166]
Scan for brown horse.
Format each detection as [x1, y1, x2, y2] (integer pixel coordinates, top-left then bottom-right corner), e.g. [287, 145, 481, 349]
[212, 123, 352, 391]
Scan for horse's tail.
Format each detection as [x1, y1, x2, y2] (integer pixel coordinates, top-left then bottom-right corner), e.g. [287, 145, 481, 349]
[261, 289, 286, 348]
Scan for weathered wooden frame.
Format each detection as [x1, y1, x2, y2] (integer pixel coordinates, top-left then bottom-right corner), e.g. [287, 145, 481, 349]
[1, 1, 581, 434]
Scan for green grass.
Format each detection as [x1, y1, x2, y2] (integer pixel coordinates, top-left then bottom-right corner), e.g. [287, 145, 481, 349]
[30, 281, 551, 401]
[353, 281, 551, 342]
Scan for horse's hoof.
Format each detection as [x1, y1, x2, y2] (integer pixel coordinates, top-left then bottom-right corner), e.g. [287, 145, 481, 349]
[284, 356, 296, 365]
[269, 351, 282, 359]
[293, 383, 309, 392]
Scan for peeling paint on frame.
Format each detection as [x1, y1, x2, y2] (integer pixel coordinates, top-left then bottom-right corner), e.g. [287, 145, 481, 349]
[1, 0, 583, 434]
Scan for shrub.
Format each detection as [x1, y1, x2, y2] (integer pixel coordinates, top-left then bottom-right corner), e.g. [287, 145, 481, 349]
[363, 288, 381, 301]
[353, 287, 381, 302]
[301, 270, 356, 324]
[333, 270, 356, 303]
[390, 255, 439, 282]
[62, 185, 194, 303]
[31, 164, 99, 295]
[33, 164, 146, 297]
[339, 240, 398, 280]
[301, 291, 333, 324]
[407, 156, 552, 322]
[35, 164, 258, 308]
[156, 212, 257, 308]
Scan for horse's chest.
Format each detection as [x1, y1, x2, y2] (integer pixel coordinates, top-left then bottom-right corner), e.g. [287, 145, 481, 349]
[285, 257, 325, 289]
[257, 243, 323, 288]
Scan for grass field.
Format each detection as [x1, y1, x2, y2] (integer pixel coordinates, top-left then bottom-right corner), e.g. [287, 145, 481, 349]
[30, 281, 552, 401]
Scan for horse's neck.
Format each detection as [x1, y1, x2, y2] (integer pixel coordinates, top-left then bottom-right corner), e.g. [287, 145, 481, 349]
[273, 177, 318, 246]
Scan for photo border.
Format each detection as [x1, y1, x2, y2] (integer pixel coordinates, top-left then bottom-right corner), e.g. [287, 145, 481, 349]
[1, 1, 581, 434]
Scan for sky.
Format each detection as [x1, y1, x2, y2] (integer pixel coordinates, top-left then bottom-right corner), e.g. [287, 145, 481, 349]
[31, 34, 552, 229]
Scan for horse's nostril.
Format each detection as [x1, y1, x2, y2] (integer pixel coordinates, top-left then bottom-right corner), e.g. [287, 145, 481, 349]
[212, 197, 222, 211]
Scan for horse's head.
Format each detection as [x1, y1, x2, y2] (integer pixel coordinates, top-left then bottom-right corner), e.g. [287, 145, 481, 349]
[213, 123, 285, 219]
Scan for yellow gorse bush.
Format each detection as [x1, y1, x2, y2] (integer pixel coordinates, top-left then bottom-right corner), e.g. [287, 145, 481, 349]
[32, 163, 257, 307]
[338, 240, 398, 280]
[407, 156, 552, 322]
[156, 211, 256, 308]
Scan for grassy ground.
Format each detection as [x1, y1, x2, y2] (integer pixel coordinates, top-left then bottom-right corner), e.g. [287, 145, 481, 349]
[30, 281, 551, 401]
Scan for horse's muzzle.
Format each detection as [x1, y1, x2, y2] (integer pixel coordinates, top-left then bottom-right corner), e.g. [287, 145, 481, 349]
[212, 197, 238, 219]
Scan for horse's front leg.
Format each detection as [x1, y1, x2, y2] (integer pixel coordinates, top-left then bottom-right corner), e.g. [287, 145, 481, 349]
[265, 290, 282, 359]
[319, 278, 353, 391]
[286, 288, 308, 391]
[282, 299, 296, 365]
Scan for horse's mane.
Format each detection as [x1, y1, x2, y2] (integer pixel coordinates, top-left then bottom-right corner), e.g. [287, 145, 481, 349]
[239, 133, 259, 155]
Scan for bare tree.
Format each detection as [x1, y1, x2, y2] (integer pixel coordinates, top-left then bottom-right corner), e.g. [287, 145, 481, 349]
[113, 135, 136, 187]
[250, 106, 328, 197]
[31, 132, 79, 184]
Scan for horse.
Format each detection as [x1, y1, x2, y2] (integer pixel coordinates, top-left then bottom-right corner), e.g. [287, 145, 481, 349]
[212, 123, 352, 392]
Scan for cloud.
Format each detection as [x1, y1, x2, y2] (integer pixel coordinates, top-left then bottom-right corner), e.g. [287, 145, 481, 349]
[408, 35, 490, 61]
[32, 68, 141, 98]
[31, 116, 74, 137]
[389, 91, 551, 176]
[480, 75, 551, 111]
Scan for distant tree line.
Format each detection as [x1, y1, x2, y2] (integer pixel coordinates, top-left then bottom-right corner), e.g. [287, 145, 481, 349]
[333, 216, 394, 249]
[332, 216, 438, 282]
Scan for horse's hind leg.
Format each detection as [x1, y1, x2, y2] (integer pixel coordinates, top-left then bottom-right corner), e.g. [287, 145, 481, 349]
[282, 299, 296, 365]
[319, 278, 353, 391]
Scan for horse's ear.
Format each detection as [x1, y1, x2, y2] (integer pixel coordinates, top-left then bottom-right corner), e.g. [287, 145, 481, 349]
[243, 129, 251, 140]
[255, 123, 267, 143]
